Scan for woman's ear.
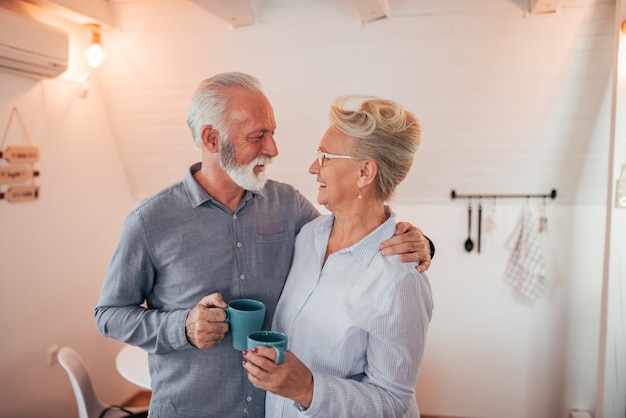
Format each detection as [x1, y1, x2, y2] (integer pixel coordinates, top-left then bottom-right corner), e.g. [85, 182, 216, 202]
[359, 160, 378, 186]
[201, 125, 219, 153]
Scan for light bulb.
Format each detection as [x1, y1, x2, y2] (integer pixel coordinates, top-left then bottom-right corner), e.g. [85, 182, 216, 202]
[84, 24, 106, 68]
[85, 43, 106, 68]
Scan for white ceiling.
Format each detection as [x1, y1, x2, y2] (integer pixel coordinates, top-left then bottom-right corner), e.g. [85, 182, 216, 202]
[54, 0, 618, 203]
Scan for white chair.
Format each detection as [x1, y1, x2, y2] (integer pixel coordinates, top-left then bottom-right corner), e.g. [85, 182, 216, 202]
[57, 346, 148, 418]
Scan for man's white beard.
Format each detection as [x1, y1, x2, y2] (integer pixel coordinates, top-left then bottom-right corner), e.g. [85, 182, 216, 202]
[218, 137, 271, 191]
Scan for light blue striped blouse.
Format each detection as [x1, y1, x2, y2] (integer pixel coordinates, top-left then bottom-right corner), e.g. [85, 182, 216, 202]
[266, 214, 434, 418]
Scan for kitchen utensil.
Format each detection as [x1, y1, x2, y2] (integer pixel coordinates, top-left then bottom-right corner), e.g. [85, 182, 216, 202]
[477, 201, 482, 253]
[464, 202, 474, 252]
[539, 197, 548, 232]
[484, 198, 497, 232]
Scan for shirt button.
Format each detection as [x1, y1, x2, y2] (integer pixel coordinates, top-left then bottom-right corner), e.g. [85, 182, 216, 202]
[240, 274, 245, 280]
[233, 214, 237, 220]
[243, 408, 248, 414]
[246, 396, 252, 402]
[236, 242, 242, 248]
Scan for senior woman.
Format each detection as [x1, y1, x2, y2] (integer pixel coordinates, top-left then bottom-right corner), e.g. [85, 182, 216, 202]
[242, 96, 433, 417]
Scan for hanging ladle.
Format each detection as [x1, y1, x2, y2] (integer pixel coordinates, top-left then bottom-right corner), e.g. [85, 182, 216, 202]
[465, 201, 474, 252]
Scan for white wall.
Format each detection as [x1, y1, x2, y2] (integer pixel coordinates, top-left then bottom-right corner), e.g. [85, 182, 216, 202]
[0, 22, 137, 417]
[0, 1, 618, 418]
[390, 202, 604, 418]
[90, 0, 615, 205]
[596, 0, 626, 416]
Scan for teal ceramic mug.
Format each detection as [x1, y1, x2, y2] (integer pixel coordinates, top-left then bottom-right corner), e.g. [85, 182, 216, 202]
[247, 331, 288, 364]
[223, 299, 266, 351]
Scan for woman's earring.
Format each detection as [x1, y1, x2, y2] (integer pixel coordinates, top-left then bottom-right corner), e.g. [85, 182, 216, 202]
[357, 188, 363, 199]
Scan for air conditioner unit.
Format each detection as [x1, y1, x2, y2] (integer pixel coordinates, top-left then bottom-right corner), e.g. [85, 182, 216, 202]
[0, 7, 68, 78]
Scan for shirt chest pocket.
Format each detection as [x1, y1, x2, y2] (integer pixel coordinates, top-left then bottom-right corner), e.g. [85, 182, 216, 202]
[254, 231, 294, 287]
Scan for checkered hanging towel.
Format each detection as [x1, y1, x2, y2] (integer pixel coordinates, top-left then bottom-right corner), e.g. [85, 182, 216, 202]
[503, 205, 546, 301]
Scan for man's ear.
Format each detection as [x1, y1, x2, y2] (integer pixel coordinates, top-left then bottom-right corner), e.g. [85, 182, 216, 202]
[201, 125, 220, 153]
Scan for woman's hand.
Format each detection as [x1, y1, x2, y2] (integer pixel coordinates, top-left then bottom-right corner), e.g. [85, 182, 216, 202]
[243, 347, 314, 409]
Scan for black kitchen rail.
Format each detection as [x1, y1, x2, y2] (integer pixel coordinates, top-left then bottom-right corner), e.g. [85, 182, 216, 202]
[450, 189, 557, 200]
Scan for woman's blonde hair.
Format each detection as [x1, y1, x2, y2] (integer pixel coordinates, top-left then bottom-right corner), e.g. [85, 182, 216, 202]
[329, 96, 421, 201]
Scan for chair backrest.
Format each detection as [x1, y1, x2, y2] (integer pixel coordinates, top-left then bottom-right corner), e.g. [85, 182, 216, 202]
[57, 347, 106, 418]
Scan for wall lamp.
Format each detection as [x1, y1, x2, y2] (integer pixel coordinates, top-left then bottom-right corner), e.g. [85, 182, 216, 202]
[84, 24, 106, 68]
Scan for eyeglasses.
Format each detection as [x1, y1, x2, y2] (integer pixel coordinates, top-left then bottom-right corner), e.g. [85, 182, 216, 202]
[317, 149, 353, 167]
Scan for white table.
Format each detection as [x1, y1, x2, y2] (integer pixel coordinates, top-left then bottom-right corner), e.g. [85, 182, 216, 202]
[116, 345, 151, 390]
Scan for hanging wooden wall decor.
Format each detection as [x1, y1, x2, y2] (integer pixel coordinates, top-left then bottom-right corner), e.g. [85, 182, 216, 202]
[0, 107, 40, 203]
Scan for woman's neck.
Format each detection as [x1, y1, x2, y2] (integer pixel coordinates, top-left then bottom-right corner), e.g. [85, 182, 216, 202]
[325, 203, 388, 262]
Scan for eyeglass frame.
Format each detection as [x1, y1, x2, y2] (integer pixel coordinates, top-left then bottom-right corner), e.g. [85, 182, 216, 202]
[317, 149, 353, 167]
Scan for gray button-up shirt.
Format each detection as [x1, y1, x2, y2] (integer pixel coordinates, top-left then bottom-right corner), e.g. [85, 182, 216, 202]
[95, 162, 319, 418]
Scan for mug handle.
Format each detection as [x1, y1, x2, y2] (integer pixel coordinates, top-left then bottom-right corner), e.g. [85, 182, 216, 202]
[219, 307, 230, 323]
[271, 346, 285, 365]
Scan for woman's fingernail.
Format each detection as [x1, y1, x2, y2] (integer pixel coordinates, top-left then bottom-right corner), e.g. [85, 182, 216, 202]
[242, 359, 247, 366]
[252, 347, 259, 353]
[242, 350, 248, 356]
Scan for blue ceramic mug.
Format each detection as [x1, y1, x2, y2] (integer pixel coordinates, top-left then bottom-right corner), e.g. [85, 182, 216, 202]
[247, 331, 288, 364]
[223, 299, 266, 351]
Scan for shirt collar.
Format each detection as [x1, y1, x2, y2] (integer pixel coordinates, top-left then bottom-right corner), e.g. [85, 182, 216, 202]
[184, 162, 265, 209]
[315, 214, 397, 267]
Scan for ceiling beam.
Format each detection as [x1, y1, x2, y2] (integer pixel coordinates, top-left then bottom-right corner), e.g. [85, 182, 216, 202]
[347, 0, 390, 25]
[21, 0, 115, 28]
[529, 0, 563, 14]
[191, 0, 255, 27]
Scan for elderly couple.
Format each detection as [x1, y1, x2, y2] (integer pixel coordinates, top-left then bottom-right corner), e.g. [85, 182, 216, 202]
[95, 72, 434, 418]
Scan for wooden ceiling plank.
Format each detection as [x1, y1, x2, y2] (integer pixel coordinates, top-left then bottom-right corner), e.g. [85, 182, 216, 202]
[529, 0, 564, 14]
[190, 0, 255, 27]
[347, 0, 390, 24]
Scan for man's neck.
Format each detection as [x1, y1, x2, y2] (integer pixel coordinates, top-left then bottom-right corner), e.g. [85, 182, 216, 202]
[194, 162, 245, 212]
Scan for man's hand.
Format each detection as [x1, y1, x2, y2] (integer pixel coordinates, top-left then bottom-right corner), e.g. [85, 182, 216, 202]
[185, 293, 229, 349]
[380, 222, 432, 273]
